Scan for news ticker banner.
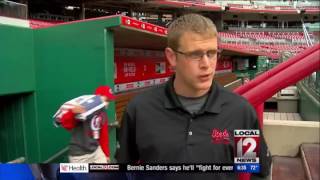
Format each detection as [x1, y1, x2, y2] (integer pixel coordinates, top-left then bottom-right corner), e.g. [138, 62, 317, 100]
[59, 129, 260, 174]
[59, 163, 260, 173]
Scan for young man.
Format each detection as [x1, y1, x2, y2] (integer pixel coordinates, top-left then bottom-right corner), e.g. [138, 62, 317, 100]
[55, 86, 115, 163]
[117, 14, 271, 179]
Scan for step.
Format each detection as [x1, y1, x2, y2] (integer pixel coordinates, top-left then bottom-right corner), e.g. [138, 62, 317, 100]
[264, 112, 302, 121]
[300, 144, 320, 180]
[272, 156, 306, 180]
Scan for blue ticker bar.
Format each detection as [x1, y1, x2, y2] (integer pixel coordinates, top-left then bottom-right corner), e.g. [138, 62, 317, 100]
[234, 163, 260, 173]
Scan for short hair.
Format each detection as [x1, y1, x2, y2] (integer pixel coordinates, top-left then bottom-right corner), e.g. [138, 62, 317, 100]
[167, 14, 218, 50]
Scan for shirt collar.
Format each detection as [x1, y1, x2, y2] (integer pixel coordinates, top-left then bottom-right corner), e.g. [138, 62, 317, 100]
[164, 76, 184, 109]
[200, 82, 222, 114]
[164, 76, 222, 114]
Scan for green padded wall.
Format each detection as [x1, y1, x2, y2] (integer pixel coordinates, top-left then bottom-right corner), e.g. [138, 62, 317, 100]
[1, 17, 122, 162]
[0, 25, 35, 96]
[0, 25, 39, 162]
[32, 17, 121, 162]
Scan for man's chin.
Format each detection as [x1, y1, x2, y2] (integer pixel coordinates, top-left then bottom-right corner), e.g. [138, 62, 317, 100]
[196, 82, 212, 92]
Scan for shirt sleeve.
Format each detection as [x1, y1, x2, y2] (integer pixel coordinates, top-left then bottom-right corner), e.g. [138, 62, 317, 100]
[59, 110, 78, 131]
[99, 115, 110, 157]
[116, 109, 139, 163]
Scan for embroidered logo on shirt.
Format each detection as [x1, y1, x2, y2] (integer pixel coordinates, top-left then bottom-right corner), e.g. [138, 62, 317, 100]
[211, 128, 231, 144]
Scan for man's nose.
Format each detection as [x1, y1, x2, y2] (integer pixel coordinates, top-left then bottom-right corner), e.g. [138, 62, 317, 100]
[199, 54, 211, 68]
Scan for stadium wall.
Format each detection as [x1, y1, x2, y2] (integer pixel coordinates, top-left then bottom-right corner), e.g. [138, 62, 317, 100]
[297, 82, 320, 121]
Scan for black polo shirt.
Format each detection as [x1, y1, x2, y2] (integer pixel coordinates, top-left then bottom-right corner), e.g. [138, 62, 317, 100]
[117, 77, 271, 179]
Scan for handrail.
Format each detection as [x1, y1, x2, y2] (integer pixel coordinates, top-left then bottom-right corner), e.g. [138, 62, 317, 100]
[7, 157, 25, 163]
[234, 43, 320, 180]
[44, 147, 68, 163]
[234, 44, 320, 95]
[108, 121, 120, 128]
[224, 79, 242, 91]
[241, 46, 319, 107]
[301, 18, 313, 47]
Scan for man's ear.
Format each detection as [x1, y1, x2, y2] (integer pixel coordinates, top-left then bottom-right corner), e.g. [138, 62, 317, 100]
[165, 47, 177, 68]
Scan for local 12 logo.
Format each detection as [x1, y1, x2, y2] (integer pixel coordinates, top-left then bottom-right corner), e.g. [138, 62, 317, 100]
[234, 130, 260, 161]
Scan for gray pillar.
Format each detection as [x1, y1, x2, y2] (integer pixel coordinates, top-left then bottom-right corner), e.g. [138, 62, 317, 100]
[81, 3, 85, 19]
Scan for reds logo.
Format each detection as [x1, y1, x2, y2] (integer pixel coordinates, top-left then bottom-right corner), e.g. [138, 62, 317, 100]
[90, 115, 103, 139]
[211, 128, 231, 144]
[91, 115, 102, 131]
